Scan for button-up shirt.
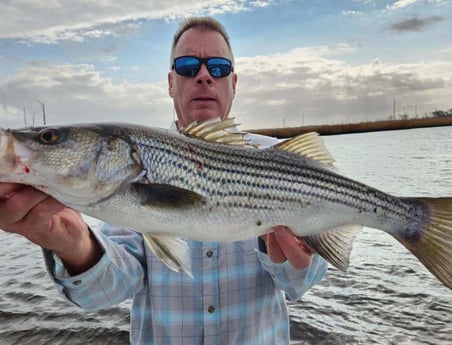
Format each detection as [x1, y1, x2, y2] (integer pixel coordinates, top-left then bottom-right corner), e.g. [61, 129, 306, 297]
[43, 130, 328, 345]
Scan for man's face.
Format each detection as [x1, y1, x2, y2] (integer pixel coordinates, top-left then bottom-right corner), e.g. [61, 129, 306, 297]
[168, 28, 237, 129]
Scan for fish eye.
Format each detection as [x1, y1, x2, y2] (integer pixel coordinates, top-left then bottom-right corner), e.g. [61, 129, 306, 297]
[39, 128, 60, 144]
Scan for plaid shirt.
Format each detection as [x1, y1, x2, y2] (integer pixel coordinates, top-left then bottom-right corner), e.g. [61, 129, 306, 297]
[43, 131, 328, 345]
[44, 226, 327, 345]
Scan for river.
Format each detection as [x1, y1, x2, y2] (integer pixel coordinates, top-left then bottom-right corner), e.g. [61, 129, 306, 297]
[0, 126, 451, 344]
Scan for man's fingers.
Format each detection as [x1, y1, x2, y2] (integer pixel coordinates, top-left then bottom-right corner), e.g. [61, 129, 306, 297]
[21, 197, 66, 233]
[273, 226, 312, 270]
[0, 186, 65, 237]
[0, 183, 27, 201]
[0, 187, 50, 226]
[264, 233, 286, 263]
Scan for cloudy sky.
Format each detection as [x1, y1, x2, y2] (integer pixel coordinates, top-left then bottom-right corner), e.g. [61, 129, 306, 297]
[0, 0, 451, 130]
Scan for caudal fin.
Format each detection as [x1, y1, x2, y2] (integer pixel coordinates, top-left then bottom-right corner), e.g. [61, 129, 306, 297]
[396, 198, 452, 289]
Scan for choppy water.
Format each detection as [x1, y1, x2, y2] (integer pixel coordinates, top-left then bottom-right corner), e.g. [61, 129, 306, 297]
[1, 126, 451, 345]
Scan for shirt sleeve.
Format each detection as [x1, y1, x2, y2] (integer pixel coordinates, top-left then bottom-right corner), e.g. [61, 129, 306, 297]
[42, 223, 147, 311]
[256, 251, 328, 301]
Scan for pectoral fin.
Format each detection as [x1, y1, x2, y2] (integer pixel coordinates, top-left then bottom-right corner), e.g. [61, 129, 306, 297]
[300, 225, 361, 271]
[132, 183, 205, 209]
[143, 234, 193, 278]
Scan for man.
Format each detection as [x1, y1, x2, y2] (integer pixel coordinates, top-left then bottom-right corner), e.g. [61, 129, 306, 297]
[0, 17, 327, 344]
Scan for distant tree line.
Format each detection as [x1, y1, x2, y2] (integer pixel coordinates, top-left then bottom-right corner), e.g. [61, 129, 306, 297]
[396, 108, 452, 120]
[432, 108, 452, 118]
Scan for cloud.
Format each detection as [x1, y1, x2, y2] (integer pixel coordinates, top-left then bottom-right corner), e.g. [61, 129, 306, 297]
[0, 0, 271, 43]
[0, 64, 173, 128]
[386, 0, 418, 11]
[389, 16, 444, 32]
[342, 10, 363, 16]
[1, 47, 451, 130]
[232, 48, 452, 128]
[440, 46, 452, 55]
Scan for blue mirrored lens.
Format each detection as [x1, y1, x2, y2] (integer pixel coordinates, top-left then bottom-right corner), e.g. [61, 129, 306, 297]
[174, 57, 201, 77]
[206, 58, 232, 78]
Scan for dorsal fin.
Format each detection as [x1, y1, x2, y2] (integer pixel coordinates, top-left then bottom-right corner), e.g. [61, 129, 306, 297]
[275, 132, 336, 168]
[181, 117, 255, 147]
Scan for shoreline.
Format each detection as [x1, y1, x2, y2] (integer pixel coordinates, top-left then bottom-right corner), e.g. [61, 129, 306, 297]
[247, 116, 452, 138]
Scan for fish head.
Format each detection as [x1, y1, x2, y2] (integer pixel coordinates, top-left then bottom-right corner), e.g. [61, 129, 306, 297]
[0, 125, 144, 206]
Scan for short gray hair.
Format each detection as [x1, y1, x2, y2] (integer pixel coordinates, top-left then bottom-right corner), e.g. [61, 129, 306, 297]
[170, 16, 234, 67]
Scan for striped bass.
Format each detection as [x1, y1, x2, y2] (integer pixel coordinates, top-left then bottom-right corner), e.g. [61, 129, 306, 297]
[0, 119, 451, 289]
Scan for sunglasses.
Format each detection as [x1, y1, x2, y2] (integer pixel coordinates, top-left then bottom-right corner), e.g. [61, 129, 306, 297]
[172, 56, 233, 78]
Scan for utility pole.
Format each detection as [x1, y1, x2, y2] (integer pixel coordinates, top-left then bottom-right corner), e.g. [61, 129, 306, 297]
[393, 96, 396, 120]
[37, 100, 46, 125]
[23, 107, 27, 127]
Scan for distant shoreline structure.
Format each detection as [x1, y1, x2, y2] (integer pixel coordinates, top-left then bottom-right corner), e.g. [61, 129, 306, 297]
[248, 116, 452, 138]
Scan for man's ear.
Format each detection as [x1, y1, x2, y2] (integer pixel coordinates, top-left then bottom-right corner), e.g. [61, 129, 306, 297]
[232, 73, 238, 97]
[168, 72, 174, 97]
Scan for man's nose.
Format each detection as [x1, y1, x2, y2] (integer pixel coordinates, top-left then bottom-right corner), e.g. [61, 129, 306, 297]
[195, 64, 212, 84]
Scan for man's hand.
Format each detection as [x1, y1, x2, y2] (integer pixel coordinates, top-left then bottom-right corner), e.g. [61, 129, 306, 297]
[0, 183, 102, 275]
[261, 226, 312, 270]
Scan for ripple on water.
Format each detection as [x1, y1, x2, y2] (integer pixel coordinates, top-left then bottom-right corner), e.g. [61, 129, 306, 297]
[0, 327, 130, 345]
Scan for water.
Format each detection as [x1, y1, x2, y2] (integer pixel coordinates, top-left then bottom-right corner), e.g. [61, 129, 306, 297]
[289, 126, 452, 345]
[0, 126, 451, 345]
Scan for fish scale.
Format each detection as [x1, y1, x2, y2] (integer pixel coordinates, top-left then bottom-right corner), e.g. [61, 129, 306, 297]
[0, 120, 450, 288]
[139, 131, 414, 228]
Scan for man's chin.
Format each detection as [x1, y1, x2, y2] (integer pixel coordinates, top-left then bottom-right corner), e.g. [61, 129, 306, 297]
[184, 112, 224, 126]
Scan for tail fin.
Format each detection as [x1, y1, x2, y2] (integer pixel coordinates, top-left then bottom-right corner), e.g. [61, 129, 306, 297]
[396, 198, 452, 289]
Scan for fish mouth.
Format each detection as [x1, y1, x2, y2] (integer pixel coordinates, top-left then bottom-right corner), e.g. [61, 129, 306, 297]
[0, 129, 34, 176]
[0, 129, 14, 164]
[0, 129, 8, 150]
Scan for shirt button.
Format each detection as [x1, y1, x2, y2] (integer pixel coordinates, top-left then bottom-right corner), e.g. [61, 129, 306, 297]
[208, 306, 216, 313]
[72, 280, 82, 286]
[206, 250, 213, 257]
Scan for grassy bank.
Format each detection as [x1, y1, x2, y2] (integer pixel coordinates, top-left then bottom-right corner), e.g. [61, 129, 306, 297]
[248, 116, 452, 138]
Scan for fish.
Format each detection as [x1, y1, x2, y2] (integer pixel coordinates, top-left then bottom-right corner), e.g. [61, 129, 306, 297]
[0, 118, 451, 288]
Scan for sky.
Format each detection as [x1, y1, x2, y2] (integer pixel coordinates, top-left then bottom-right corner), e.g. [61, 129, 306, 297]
[0, 0, 451, 130]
